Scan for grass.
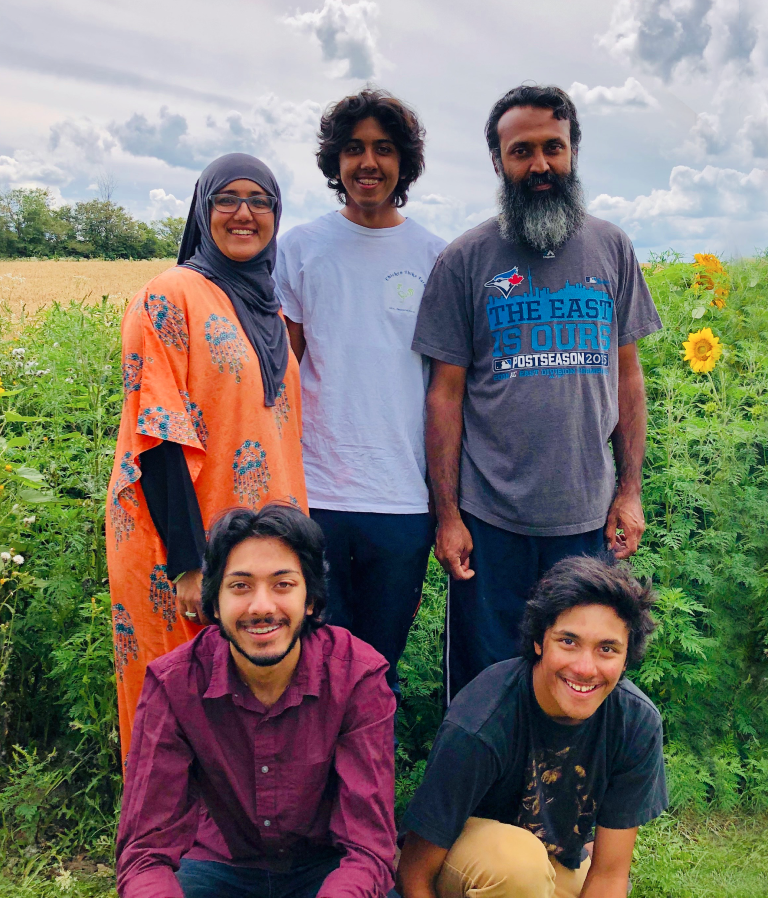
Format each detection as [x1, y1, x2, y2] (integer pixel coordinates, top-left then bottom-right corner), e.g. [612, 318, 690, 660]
[632, 813, 768, 897]
[0, 259, 174, 314]
[0, 813, 764, 896]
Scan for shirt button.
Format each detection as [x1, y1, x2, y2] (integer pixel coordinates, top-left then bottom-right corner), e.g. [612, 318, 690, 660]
[261, 766, 269, 773]
[263, 820, 271, 827]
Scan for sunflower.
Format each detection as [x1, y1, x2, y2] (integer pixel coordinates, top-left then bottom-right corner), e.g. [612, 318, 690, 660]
[683, 327, 723, 373]
[693, 253, 729, 307]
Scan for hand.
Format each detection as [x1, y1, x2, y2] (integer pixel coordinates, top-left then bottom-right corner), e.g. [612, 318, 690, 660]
[604, 490, 645, 559]
[175, 570, 207, 624]
[435, 515, 475, 580]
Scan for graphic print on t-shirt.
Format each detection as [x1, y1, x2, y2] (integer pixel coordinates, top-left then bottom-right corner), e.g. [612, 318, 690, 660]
[514, 741, 598, 860]
[485, 267, 613, 382]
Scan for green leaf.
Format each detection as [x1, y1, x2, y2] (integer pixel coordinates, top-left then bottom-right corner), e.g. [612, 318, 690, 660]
[691, 306, 707, 319]
[13, 466, 47, 485]
[18, 488, 66, 505]
[3, 410, 48, 423]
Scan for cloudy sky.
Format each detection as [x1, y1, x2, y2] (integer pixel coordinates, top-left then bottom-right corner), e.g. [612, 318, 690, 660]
[1, 0, 766, 259]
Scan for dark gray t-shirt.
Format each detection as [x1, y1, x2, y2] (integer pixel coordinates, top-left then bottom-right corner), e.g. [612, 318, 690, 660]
[412, 215, 662, 536]
[400, 658, 668, 869]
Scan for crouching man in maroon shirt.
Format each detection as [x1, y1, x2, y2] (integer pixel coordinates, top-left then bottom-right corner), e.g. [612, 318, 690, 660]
[116, 504, 396, 898]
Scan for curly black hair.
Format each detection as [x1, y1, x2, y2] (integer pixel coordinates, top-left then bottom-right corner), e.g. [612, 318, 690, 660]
[201, 503, 328, 630]
[485, 84, 582, 165]
[316, 88, 425, 208]
[520, 554, 656, 668]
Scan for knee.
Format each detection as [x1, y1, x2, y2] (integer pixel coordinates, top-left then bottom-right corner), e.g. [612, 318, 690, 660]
[444, 821, 553, 898]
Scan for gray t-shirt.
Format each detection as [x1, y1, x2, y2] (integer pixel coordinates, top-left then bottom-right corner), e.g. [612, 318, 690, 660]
[412, 215, 662, 536]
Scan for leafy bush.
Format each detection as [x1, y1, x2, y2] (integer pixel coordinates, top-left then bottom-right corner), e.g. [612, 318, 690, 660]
[396, 252, 768, 813]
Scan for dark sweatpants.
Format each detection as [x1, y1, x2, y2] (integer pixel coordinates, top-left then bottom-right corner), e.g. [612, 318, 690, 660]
[446, 511, 605, 704]
[309, 509, 434, 702]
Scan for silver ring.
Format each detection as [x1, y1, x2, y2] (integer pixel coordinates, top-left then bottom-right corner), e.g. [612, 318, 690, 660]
[184, 611, 198, 619]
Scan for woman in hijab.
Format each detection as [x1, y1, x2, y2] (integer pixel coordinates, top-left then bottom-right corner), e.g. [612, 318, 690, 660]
[106, 154, 307, 757]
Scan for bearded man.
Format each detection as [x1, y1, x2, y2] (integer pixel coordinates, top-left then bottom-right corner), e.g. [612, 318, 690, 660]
[412, 85, 662, 702]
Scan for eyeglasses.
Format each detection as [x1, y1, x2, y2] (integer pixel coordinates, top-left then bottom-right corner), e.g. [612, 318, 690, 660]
[209, 194, 277, 215]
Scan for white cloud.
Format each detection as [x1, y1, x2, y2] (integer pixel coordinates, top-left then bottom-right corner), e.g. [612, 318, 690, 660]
[148, 188, 189, 220]
[283, 0, 381, 79]
[739, 109, 768, 157]
[589, 163, 768, 251]
[569, 77, 658, 114]
[598, 0, 763, 82]
[407, 193, 494, 241]
[0, 151, 68, 188]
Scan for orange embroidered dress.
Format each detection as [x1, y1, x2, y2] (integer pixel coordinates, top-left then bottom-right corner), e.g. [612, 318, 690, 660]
[106, 265, 306, 757]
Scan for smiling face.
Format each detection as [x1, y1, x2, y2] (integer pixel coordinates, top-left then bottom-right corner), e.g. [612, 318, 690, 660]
[209, 178, 275, 262]
[338, 116, 402, 226]
[495, 105, 572, 187]
[215, 536, 312, 676]
[532, 603, 629, 724]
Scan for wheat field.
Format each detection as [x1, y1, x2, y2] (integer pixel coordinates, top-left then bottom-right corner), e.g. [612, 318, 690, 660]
[0, 258, 176, 314]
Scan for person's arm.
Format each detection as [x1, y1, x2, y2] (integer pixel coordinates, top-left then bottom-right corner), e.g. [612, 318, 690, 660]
[139, 441, 207, 622]
[116, 669, 199, 898]
[398, 832, 448, 898]
[318, 664, 397, 898]
[605, 342, 647, 559]
[579, 826, 637, 898]
[285, 317, 306, 363]
[425, 360, 474, 581]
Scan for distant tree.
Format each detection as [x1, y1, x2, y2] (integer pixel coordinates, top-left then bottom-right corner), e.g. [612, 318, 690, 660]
[71, 199, 160, 259]
[151, 216, 185, 257]
[0, 186, 178, 259]
[0, 188, 63, 257]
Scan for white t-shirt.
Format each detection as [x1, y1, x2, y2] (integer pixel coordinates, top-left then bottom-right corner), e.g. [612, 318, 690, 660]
[275, 211, 447, 513]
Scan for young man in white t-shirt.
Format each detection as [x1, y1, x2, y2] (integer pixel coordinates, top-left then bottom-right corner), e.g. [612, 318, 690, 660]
[275, 89, 446, 703]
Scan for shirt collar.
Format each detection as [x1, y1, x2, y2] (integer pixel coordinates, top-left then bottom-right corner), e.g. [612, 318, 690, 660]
[202, 626, 325, 704]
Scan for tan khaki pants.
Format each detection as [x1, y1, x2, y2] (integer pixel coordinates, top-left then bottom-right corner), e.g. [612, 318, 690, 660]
[436, 818, 591, 898]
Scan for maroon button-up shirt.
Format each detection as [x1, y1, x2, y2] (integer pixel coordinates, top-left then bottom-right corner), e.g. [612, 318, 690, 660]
[116, 625, 396, 898]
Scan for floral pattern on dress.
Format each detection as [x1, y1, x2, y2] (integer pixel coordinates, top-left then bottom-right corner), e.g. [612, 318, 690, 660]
[138, 406, 198, 444]
[122, 352, 143, 397]
[149, 564, 176, 631]
[205, 314, 249, 383]
[273, 383, 290, 437]
[113, 603, 139, 681]
[232, 440, 270, 506]
[110, 451, 141, 548]
[145, 294, 189, 352]
[179, 391, 209, 449]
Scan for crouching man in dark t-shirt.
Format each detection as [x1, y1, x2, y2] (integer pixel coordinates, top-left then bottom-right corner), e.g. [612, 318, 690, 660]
[398, 556, 667, 898]
[116, 505, 396, 898]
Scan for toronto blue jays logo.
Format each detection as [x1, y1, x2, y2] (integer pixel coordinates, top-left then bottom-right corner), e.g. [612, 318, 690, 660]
[485, 267, 525, 298]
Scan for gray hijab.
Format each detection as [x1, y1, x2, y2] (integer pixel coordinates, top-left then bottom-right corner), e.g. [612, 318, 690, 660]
[178, 153, 287, 407]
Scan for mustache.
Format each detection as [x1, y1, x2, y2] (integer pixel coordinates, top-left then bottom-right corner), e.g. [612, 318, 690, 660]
[237, 614, 289, 627]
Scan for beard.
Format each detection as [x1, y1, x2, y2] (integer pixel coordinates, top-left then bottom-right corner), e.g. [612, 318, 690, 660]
[497, 168, 587, 252]
[219, 614, 306, 668]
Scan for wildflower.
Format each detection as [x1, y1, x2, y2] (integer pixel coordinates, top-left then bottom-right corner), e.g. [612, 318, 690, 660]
[0, 553, 10, 562]
[64, 377, 74, 384]
[11, 348, 25, 357]
[693, 253, 729, 307]
[43, 437, 48, 442]
[12, 555, 23, 565]
[22, 515, 35, 525]
[53, 342, 59, 348]
[0, 579, 7, 585]
[683, 327, 723, 373]
[4, 465, 11, 472]
[0, 484, 5, 492]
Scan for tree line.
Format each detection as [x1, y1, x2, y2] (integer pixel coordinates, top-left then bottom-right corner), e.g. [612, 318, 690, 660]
[0, 188, 185, 260]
